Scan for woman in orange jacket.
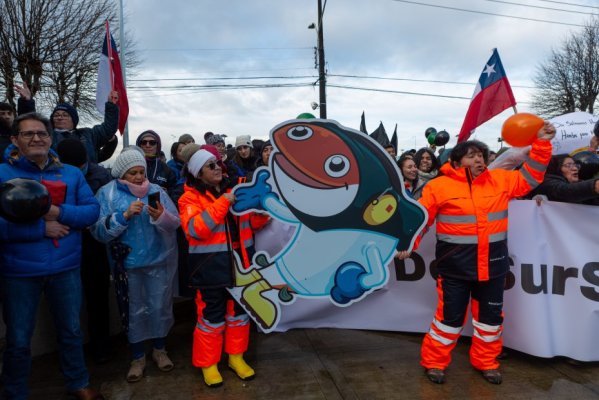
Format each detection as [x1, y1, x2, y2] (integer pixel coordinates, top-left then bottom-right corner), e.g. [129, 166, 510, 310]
[178, 148, 268, 387]
[403, 123, 555, 385]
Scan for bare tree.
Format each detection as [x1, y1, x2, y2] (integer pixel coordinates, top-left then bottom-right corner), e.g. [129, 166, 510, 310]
[532, 18, 599, 118]
[0, 0, 139, 119]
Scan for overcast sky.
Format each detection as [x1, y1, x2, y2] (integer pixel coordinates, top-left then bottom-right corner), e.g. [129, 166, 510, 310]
[118, 0, 598, 156]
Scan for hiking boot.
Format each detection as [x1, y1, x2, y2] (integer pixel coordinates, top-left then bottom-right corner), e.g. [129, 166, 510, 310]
[152, 348, 174, 372]
[481, 369, 502, 384]
[425, 368, 445, 384]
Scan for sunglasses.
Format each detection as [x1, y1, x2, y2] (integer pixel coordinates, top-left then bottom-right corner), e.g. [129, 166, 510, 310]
[140, 140, 157, 146]
[205, 162, 219, 170]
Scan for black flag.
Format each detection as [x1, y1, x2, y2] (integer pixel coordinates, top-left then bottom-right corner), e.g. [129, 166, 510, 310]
[391, 124, 398, 152]
[360, 111, 368, 134]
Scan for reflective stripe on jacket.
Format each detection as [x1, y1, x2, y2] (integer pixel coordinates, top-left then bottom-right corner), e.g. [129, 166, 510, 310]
[178, 183, 268, 288]
[418, 139, 551, 281]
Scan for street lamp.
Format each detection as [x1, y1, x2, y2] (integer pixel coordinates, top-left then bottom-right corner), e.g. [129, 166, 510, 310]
[308, 0, 327, 119]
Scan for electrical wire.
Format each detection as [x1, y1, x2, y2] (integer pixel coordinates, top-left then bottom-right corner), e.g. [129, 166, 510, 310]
[483, 0, 597, 15]
[329, 73, 535, 89]
[391, 0, 586, 27]
[535, 0, 599, 10]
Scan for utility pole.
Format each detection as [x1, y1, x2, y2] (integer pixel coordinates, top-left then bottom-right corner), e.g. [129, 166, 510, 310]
[316, 0, 327, 119]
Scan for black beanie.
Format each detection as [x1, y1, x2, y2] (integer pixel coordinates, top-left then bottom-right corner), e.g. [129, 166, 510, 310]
[56, 138, 88, 167]
[52, 103, 79, 128]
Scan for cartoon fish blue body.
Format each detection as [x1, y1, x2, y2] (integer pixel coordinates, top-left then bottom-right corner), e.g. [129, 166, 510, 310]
[230, 119, 427, 331]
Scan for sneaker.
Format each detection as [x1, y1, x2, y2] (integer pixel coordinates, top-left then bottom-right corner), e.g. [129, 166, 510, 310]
[481, 369, 502, 384]
[425, 368, 445, 384]
[126, 356, 146, 383]
[152, 348, 174, 372]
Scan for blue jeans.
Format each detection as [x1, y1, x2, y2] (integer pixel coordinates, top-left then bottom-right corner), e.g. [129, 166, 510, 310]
[1, 268, 89, 400]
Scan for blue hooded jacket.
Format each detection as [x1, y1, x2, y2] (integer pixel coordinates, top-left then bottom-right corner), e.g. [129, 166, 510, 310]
[91, 180, 180, 270]
[0, 145, 100, 277]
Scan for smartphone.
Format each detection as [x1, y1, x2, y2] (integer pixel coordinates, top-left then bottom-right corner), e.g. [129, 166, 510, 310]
[148, 192, 160, 209]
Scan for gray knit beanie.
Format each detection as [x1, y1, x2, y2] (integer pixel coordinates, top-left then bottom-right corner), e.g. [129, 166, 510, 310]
[111, 146, 147, 178]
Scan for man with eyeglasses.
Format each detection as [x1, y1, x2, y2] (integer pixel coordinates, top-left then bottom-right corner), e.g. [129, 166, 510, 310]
[0, 112, 104, 399]
[50, 91, 119, 164]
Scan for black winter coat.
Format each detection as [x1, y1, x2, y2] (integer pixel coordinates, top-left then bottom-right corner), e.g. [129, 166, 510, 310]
[530, 174, 599, 205]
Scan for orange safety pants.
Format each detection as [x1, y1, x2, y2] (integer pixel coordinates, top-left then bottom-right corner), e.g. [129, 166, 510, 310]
[421, 274, 504, 371]
[192, 288, 250, 368]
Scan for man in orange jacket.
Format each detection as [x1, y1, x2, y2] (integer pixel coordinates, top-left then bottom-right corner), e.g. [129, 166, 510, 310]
[402, 122, 555, 385]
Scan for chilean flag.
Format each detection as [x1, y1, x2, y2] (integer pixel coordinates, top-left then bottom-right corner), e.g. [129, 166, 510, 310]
[96, 21, 129, 134]
[457, 49, 516, 143]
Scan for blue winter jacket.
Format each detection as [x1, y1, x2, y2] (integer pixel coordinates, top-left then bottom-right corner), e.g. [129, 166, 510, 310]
[0, 145, 100, 277]
[51, 102, 119, 164]
[91, 180, 180, 270]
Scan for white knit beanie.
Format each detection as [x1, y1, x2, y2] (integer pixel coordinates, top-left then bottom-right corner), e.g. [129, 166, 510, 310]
[111, 146, 147, 178]
[188, 149, 216, 177]
[235, 135, 252, 148]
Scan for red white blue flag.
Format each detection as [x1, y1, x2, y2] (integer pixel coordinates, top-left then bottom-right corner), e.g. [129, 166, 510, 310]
[96, 21, 129, 134]
[457, 49, 516, 143]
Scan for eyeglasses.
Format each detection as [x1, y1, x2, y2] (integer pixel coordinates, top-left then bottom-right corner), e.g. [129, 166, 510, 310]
[18, 130, 50, 139]
[140, 140, 157, 146]
[52, 112, 70, 119]
[205, 162, 219, 170]
[562, 162, 580, 169]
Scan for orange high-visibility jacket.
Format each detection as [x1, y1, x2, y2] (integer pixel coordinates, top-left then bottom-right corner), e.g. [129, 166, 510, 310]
[179, 184, 268, 288]
[418, 139, 552, 281]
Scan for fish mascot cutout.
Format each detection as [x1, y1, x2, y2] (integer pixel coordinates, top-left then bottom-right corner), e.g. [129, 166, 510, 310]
[230, 119, 427, 332]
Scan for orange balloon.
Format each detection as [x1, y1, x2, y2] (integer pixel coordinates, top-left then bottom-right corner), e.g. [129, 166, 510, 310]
[501, 113, 544, 147]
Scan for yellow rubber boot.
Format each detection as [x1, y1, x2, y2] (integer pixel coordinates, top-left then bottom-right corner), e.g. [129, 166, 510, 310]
[228, 353, 255, 381]
[201, 364, 223, 388]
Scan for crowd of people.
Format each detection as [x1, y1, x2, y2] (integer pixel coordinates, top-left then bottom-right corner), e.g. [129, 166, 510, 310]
[0, 86, 598, 399]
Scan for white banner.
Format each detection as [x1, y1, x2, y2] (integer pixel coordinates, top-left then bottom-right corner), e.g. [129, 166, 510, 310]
[263, 200, 599, 361]
[549, 112, 598, 155]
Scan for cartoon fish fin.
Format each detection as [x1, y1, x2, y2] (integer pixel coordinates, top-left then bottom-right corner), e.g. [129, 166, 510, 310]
[264, 194, 299, 224]
[359, 243, 387, 289]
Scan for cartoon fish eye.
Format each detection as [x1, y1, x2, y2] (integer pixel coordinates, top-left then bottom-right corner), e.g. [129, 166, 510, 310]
[324, 155, 350, 178]
[286, 125, 313, 141]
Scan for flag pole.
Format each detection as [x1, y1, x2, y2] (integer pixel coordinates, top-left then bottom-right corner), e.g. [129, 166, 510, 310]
[512, 105, 518, 114]
[105, 21, 114, 89]
[118, 0, 129, 146]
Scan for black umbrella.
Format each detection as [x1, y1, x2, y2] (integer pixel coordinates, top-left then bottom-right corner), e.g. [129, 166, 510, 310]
[108, 240, 132, 333]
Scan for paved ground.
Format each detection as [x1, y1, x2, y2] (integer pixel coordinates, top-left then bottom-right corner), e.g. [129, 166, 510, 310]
[26, 302, 599, 400]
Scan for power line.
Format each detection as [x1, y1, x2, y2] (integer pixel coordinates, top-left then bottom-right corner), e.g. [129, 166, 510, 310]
[391, 0, 586, 27]
[129, 73, 535, 89]
[138, 46, 313, 52]
[484, 0, 597, 15]
[130, 75, 317, 82]
[127, 82, 315, 91]
[535, 0, 599, 10]
[327, 83, 471, 99]
[329, 73, 536, 89]
[328, 84, 532, 104]
[126, 80, 532, 105]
